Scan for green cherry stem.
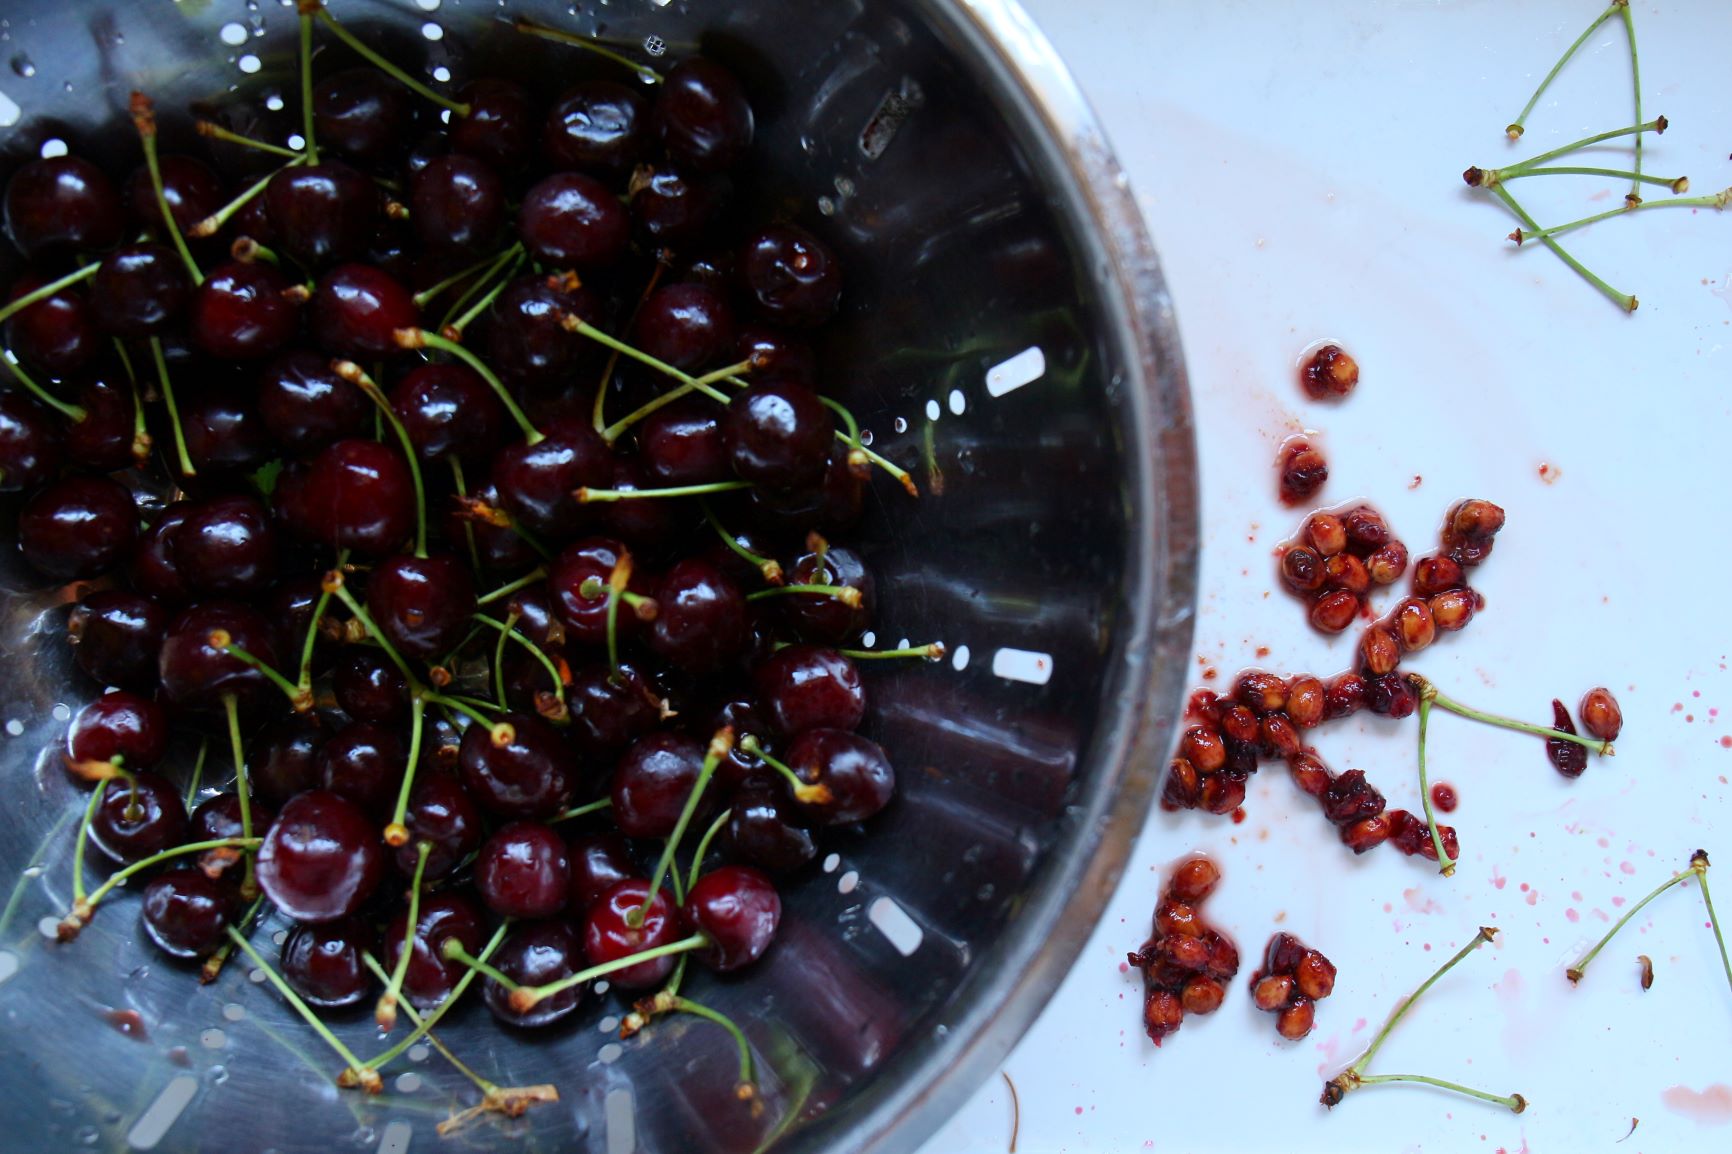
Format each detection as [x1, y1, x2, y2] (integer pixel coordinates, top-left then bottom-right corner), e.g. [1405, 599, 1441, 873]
[1415, 695, 1455, 877]
[309, 3, 472, 117]
[363, 920, 510, 1072]
[472, 613, 568, 712]
[576, 480, 751, 503]
[1352, 1074, 1526, 1113]
[61, 837, 262, 939]
[186, 156, 308, 239]
[0, 804, 77, 943]
[592, 255, 670, 434]
[0, 260, 100, 328]
[448, 457, 483, 574]
[414, 247, 510, 310]
[436, 242, 523, 335]
[326, 576, 419, 688]
[148, 336, 198, 476]
[735, 734, 832, 806]
[297, 5, 320, 164]
[394, 329, 543, 444]
[512, 17, 664, 84]
[210, 629, 310, 710]
[1567, 859, 1698, 983]
[296, 551, 347, 695]
[745, 583, 863, 608]
[445, 252, 525, 338]
[1495, 166, 1684, 192]
[226, 925, 380, 1091]
[1620, 0, 1643, 202]
[1505, 117, 1667, 176]
[384, 694, 430, 847]
[632, 729, 732, 927]
[130, 93, 203, 284]
[506, 932, 711, 1014]
[195, 119, 303, 160]
[184, 738, 209, 807]
[1350, 929, 1497, 1073]
[200, 893, 265, 984]
[1505, 3, 1621, 139]
[114, 340, 153, 465]
[686, 807, 733, 894]
[1492, 185, 1636, 312]
[598, 358, 754, 444]
[835, 643, 945, 661]
[492, 609, 517, 711]
[375, 840, 430, 1031]
[561, 315, 732, 404]
[2, 353, 88, 423]
[223, 693, 260, 899]
[551, 798, 614, 825]
[477, 567, 548, 606]
[440, 938, 521, 991]
[1414, 676, 1615, 754]
[1692, 850, 1732, 999]
[333, 360, 427, 556]
[700, 498, 782, 583]
[66, 783, 109, 914]
[1512, 188, 1732, 245]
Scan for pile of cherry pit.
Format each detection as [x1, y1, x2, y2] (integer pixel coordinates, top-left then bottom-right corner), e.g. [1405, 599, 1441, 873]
[3, 3, 940, 1127]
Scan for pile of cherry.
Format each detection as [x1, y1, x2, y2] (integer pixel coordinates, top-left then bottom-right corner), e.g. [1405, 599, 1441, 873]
[4, 5, 928, 1111]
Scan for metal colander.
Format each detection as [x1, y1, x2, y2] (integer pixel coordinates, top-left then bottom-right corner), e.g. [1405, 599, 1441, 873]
[0, 1, 1196, 1150]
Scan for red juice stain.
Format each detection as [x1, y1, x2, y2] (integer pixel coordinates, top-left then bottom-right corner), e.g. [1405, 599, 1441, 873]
[1720, 736, 1731, 749]
[103, 1008, 149, 1042]
[1662, 1083, 1732, 1123]
[1255, 646, 1270, 658]
[1430, 782, 1458, 813]
[167, 1046, 191, 1068]
[1231, 807, 1247, 825]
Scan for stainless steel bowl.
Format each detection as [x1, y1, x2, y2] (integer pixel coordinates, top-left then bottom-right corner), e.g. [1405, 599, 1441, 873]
[0, 2, 1195, 1150]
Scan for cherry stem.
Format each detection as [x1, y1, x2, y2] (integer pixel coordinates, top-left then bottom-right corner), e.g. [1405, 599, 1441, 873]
[385, 694, 430, 846]
[327, 579, 420, 688]
[509, 932, 710, 1010]
[551, 797, 613, 824]
[1692, 852, 1732, 999]
[818, 395, 862, 448]
[1496, 167, 1683, 191]
[357, 952, 488, 1088]
[148, 336, 198, 476]
[78, 836, 262, 918]
[1492, 185, 1636, 311]
[296, 8, 320, 164]
[0, 260, 99, 328]
[436, 242, 523, 335]
[492, 609, 518, 710]
[472, 613, 567, 711]
[211, 631, 310, 710]
[1416, 677, 1614, 754]
[1505, 3, 1621, 138]
[686, 807, 733, 894]
[113, 340, 153, 464]
[605, 569, 625, 679]
[2, 353, 88, 423]
[667, 995, 757, 1092]
[576, 480, 751, 503]
[195, 119, 302, 161]
[68, 781, 108, 909]
[223, 693, 260, 899]
[424, 692, 501, 731]
[334, 360, 427, 556]
[1415, 696, 1455, 876]
[225, 925, 377, 1089]
[477, 566, 547, 606]
[447, 457, 483, 575]
[593, 255, 670, 434]
[0, 804, 77, 942]
[375, 840, 429, 1031]
[414, 248, 509, 310]
[562, 316, 733, 405]
[396, 329, 543, 444]
[632, 728, 733, 927]
[1512, 189, 1731, 245]
[700, 499, 782, 583]
[130, 92, 204, 285]
[311, 4, 472, 117]
[836, 643, 945, 661]
[187, 156, 308, 239]
[183, 738, 208, 807]
[1346, 927, 1497, 1079]
[1620, 1, 1643, 201]
[1567, 861, 1697, 983]
[736, 734, 832, 806]
[746, 583, 862, 608]
[445, 250, 524, 337]
[201, 893, 265, 984]
[599, 358, 754, 445]
[1352, 1074, 1525, 1113]
[440, 938, 521, 991]
[1504, 118, 1666, 175]
[364, 920, 509, 1071]
[296, 550, 347, 694]
[511, 17, 664, 84]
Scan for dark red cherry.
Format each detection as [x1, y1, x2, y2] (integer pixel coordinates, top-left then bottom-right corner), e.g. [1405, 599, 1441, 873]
[649, 557, 748, 673]
[458, 711, 575, 820]
[18, 474, 137, 581]
[744, 443, 864, 536]
[686, 865, 780, 971]
[565, 661, 662, 756]
[451, 78, 537, 171]
[227, 190, 278, 248]
[89, 771, 188, 865]
[281, 917, 374, 1008]
[296, 438, 415, 556]
[158, 600, 282, 713]
[63, 375, 140, 472]
[630, 166, 730, 246]
[126, 156, 223, 237]
[248, 713, 326, 807]
[369, 553, 477, 661]
[724, 380, 834, 490]
[390, 362, 504, 461]
[129, 503, 194, 603]
[333, 648, 409, 725]
[394, 775, 482, 880]
[754, 644, 865, 734]
[190, 261, 300, 360]
[517, 173, 629, 270]
[177, 494, 279, 598]
[739, 224, 841, 328]
[631, 282, 734, 372]
[257, 790, 384, 923]
[68, 591, 166, 688]
[318, 721, 407, 819]
[382, 890, 487, 1007]
[700, 697, 774, 790]
[67, 690, 168, 770]
[544, 81, 648, 176]
[6, 275, 98, 377]
[781, 545, 873, 643]
[140, 869, 232, 958]
[446, 479, 541, 573]
[638, 399, 728, 486]
[611, 731, 716, 839]
[311, 263, 418, 360]
[583, 879, 686, 989]
[476, 820, 570, 919]
[0, 390, 63, 492]
[785, 728, 895, 824]
[89, 243, 190, 337]
[735, 325, 816, 389]
[313, 68, 412, 166]
[720, 785, 816, 873]
[257, 350, 369, 454]
[264, 575, 339, 679]
[547, 536, 642, 647]
[483, 920, 585, 1027]
[265, 162, 377, 267]
[4, 156, 123, 258]
[410, 154, 505, 253]
[191, 791, 275, 843]
[599, 456, 684, 552]
[655, 59, 754, 173]
[180, 384, 274, 474]
[483, 273, 599, 387]
[565, 832, 637, 918]
[491, 415, 610, 539]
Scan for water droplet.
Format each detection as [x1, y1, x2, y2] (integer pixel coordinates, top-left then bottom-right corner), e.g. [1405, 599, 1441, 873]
[265, 93, 284, 110]
[11, 54, 34, 78]
[221, 1003, 245, 1022]
[199, 1028, 226, 1049]
[220, 22, 248, 46]
[206, 1065, 229, 1085]
[597, 1042, 623, 1064]
[421, 22, 444, 41]
[415, 0, 441, 9]
[408, 1044, 430, 1063]
[394, 1072, 422, 1093]
[893, 417, 908, 434]
[73, 1125, 99, 1145]
[52, 702, 71, 721]
[432, 66, 450, 83]
[238, 55, 261, 74]
[5, 719, 23, 736]
[643, 35, 666, 58]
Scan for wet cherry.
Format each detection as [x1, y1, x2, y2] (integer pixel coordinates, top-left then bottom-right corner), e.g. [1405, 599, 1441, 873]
[190, 261, 300, 360]
[482, 920, 585, 1028]
[369, 553, 478, 661]
[89, 771, 188, 865]
[516, 172, 629, 270]
[544, 81, 648, 176]
[753, 644, 865, 735]
[458, 711, 575, 820]
[281, 917, 375, 1008]
[784, 727, 895, 824]
[738, 224, 841, 328]
[4, 156, 124, 258]
[582, 878, 685, 989]
[655, 59, 754, 173]
[382, 890, 487, 1007]
[394, 775, 482, 880]
[140, 869, 234, 959]
[311, 263, 418, 359]
[611, 731, 716, 839]
[686, 865, 780, 972]
[257, 350, 370, 454]
[256, 789, 385, 923]
[317, 721, 407, 819]
[68, 591, 166, 689]
[18, 474, 139, 581]
[476, 820, 570, 919]
[67, 690, 169, 770]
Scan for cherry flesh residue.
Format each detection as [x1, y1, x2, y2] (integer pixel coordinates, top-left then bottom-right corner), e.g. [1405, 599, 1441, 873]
[1430, 782, 1458, 813]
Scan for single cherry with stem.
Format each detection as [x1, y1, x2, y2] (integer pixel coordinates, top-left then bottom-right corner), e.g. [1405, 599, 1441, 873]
[223, 924, 381, 1092]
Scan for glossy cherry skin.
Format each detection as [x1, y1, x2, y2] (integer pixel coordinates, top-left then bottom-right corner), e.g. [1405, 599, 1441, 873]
[483, 273, 599, 387]
[266, 162, 377, 267]
[140, 869, 233, 958]
[390, 362, 504, 462]
[0, 391, 63, 492]
[458, 711, 575, 820]
[6, 276, 98, 377]
[483, 920, 586, 1028]
[491, 416, 611, 539]
[565, 662, 663, 756]
[632, 283, 735, 372]
[565, 832, 637, 918]
[736, 325, 816, 389]
[724, 381, 834, 491]
[248, 713, 326, 807]
[281, 917, 375, 1008]
[181, 384, 274, 474]
[546, 536, 642, 647]
[88, 243, 190, 337]
[517, 173, 629, 270]
[543, 80, 647, 175]
[477, 821, 570, 919]
[158, 600, 282, 713]
[314, 68, 412, 165]
[63, 375, 140, 472]
[721, 785, 817, 874]
[410, 153, 505, 253]
[126, 155, 223, 238]
[583, 880, 689, 990]
[312, 263, 418, 360]
[394, 775, 483, 880]
[611, 731, 716, 839]
[451, 78, 538, 170]
[739, 224, 841, 327]
[753, 644, 864, 734]
[67, 690, 169, 770]
[649, 558, 749, 674]
[369, 553, 477, 661]
[190, 261, 300, 360]
[4, 156, 123, 258]
[745, 444, 865, 537]
[786, 728, 895, 824]
[332, 648, 409, 725]
[68, 591, 166, 688]
[90, 771, 188, 865]
[655, 59, 754, 173]
[18, 474, 138, 581]
[383, 890, 487, 1007]
[295, 438, 415, 557]
[630, 166, 731, 247]
[318, 721, 407, 820]
[782, 546, 873, 643]
[129, 503, 194, 603]
[686, 865, 780, 971]
[191, 792, 275, 843]
[264, 575, 339, 679]
[638, 399, 728, 486]
[177, 494, 279, 598]
[256, 790, 385, 923]
[257, 350, 370, 454]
